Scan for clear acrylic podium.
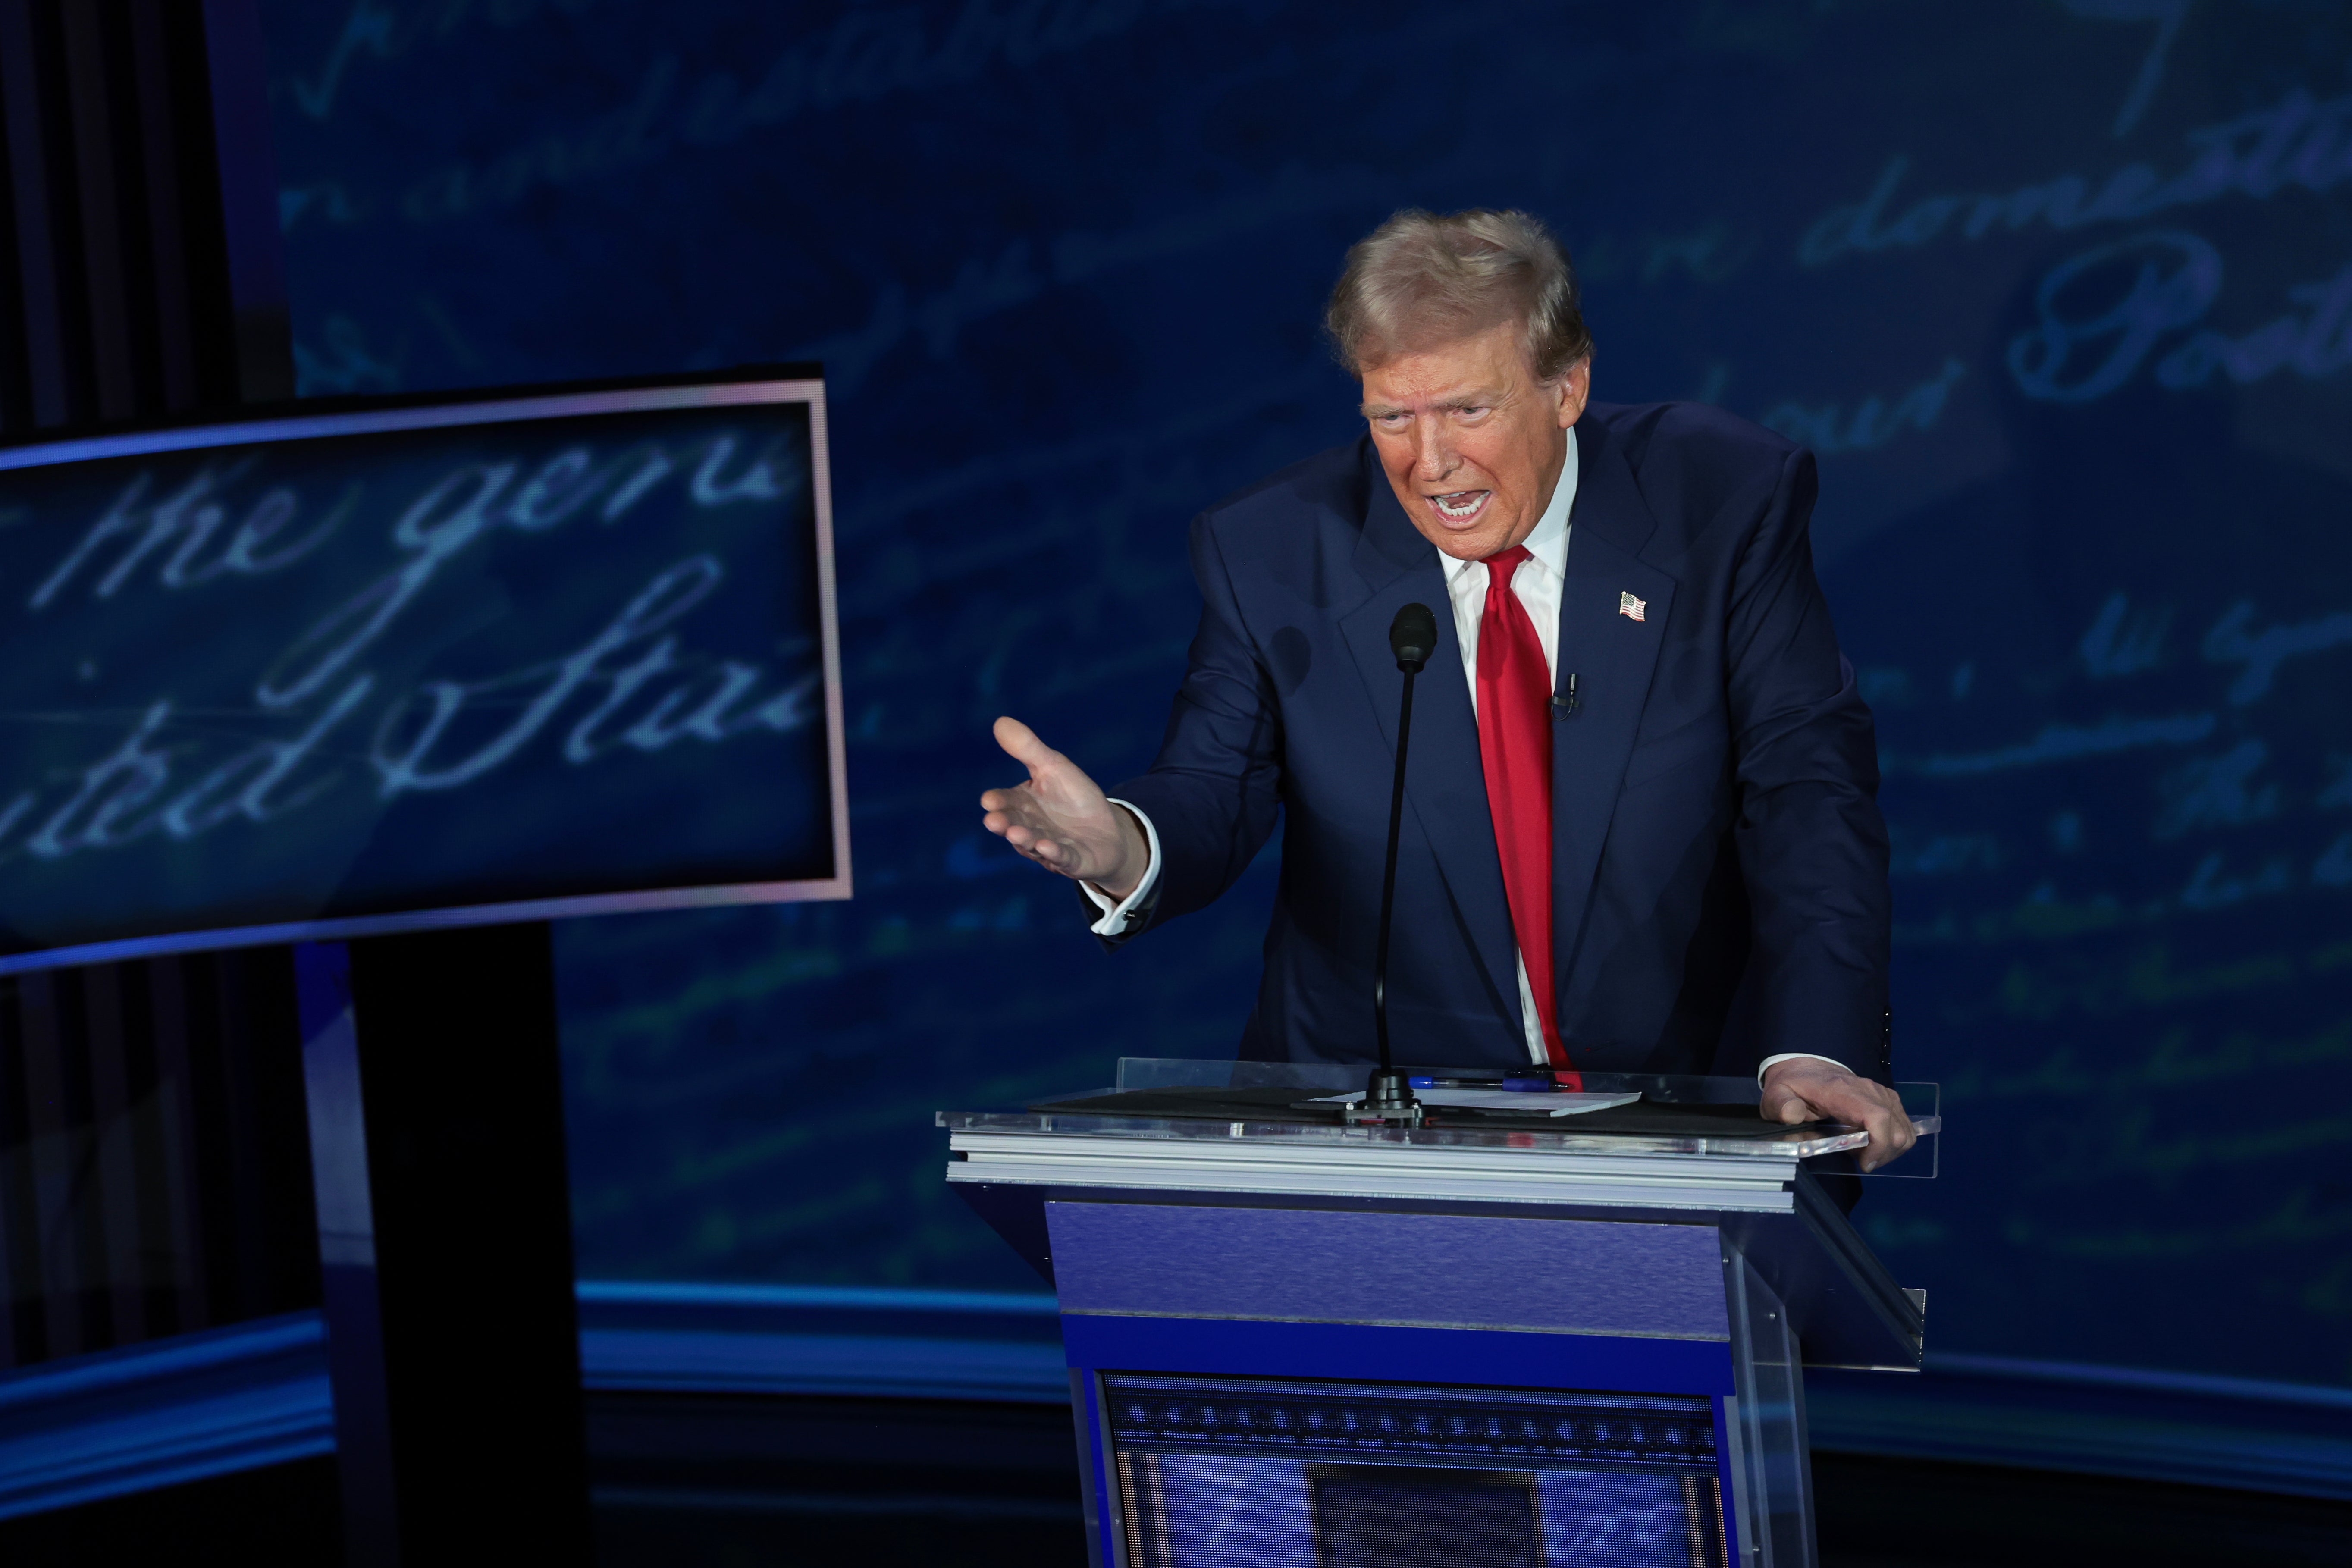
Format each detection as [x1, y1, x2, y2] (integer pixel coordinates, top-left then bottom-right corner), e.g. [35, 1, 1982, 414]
[941, 1060, 1938, 1568]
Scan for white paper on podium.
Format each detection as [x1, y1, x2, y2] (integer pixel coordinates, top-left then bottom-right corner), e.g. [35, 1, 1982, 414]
[1307, 1089, 1642, 1117]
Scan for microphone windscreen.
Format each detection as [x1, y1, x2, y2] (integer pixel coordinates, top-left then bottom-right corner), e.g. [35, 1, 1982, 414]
[1389, 602, 1439, 672]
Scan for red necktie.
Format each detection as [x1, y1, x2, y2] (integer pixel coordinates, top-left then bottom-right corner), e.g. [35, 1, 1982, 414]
[1476, 547, 1569, 1068]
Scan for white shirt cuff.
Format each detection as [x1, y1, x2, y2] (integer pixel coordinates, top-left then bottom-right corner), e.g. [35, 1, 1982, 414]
[1757, 1052, 1849, 1084]
[1079, 800, 1160, 936]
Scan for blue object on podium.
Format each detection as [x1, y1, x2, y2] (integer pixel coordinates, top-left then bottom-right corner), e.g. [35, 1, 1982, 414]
[942, 1061, 1936, 1568]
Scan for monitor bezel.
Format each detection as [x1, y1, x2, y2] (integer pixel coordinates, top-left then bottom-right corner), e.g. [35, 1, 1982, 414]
[0, 371, 851, 976]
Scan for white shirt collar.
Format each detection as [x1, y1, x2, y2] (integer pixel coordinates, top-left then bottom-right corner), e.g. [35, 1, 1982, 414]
[1436, 426, 1578, 585]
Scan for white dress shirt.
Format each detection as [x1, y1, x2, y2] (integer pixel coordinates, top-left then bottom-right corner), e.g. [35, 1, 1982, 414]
[1083, 428, 1831, 1082]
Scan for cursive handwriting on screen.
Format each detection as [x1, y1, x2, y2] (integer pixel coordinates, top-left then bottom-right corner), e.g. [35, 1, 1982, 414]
[0, 402, 830, 943]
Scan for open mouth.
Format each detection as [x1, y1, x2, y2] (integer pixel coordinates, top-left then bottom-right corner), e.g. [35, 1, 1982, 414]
[1425, 489, 1492, 526]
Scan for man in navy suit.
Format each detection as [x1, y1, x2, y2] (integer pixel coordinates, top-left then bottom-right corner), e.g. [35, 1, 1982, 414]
[981, 209, 1912, 1167]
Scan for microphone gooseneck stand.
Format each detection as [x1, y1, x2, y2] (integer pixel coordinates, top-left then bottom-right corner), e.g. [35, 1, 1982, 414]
[1350, 602, 1437, 1128]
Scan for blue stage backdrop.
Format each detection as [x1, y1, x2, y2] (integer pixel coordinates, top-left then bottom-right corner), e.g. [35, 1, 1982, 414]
[257, 0, 2352, 1388]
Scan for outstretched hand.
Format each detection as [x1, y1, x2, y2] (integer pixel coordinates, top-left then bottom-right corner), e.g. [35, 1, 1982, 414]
[980, 717, 1151, 897]
[1759, 1058, 1919, 1172]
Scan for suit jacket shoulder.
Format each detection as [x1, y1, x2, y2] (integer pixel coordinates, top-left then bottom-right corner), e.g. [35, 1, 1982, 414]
[1582, 401, 1812, 564]
[1185, 438, 1398, 618]
[1194, 439, 1374, 552]
[1589, 398, 1801, 481]
[1203, 439, 1372, 521]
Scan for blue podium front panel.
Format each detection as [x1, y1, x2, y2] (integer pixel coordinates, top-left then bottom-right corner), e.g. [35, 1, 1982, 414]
[1045, 1202, 1730, 1340]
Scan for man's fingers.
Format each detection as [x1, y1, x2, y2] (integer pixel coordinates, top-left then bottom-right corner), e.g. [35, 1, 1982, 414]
[981, 799, 1037, 835]
[992, 715, 1060, 775]
[1757, 1065, 1919, 1171]
[1862, 1112, 1910, 1172]
[989, 816, 1078, 872]
[1852, 1091, 1916, 1172]
[1875, 1106, 1918, 1163]
[1000, 822, 1054, 857]
[1858, 1108, 1892, 1171]
[983, 787, 1051, 832]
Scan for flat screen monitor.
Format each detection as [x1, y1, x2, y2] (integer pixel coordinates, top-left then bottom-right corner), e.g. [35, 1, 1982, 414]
[0, 369, 847, 975]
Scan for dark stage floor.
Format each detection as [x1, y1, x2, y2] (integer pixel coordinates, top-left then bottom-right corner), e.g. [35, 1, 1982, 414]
[3, 1392, 2346, 1566]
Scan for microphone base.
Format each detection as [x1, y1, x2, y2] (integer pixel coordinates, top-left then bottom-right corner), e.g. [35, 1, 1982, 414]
[1341, 1104, 1424, 1127]
[1342, 1066, 1425, 1128]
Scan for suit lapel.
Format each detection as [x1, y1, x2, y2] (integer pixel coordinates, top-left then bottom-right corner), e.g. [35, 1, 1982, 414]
[1551, 416, 1677, 975]
[1337, 460, 1521, 1019]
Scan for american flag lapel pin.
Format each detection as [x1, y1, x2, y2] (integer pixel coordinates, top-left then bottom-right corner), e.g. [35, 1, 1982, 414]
[1618, 590, 1647, 622]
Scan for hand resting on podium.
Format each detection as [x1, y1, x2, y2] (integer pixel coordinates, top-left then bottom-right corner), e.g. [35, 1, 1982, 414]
[1761, 1057, 1916, 1171]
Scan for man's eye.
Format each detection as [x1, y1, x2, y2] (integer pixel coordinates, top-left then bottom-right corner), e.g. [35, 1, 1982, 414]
[1457, 406, 1490, 419]
[1374, 413, 1409, 427]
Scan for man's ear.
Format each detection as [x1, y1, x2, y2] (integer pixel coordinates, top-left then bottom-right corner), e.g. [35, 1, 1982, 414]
[1555, 360, 1591, 427]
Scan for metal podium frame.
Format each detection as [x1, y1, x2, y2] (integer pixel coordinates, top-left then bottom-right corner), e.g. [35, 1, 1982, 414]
[942, 1074, 1932, 1568]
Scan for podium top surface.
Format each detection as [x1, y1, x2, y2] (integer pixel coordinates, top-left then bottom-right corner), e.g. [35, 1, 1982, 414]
[942, 1061, 1935, 1370]
[938, 1060, 1940, 1166]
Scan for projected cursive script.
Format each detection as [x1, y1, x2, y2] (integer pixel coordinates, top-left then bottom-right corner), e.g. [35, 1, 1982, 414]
[0, 398, 832, 944]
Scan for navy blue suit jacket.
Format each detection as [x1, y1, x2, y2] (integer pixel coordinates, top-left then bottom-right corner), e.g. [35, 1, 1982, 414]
[1107, 401, 1891, 1079]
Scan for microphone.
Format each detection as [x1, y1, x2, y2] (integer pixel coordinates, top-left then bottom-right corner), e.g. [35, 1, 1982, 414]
[1389, 602, 1438, 672]
[1353, 603, 1437, 1127]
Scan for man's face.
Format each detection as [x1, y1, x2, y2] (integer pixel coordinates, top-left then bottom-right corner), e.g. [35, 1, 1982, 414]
[1359, 320, 1589, 561]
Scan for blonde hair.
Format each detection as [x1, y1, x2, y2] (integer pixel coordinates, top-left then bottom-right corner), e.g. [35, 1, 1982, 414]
[1325, 208, 1593, 381]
